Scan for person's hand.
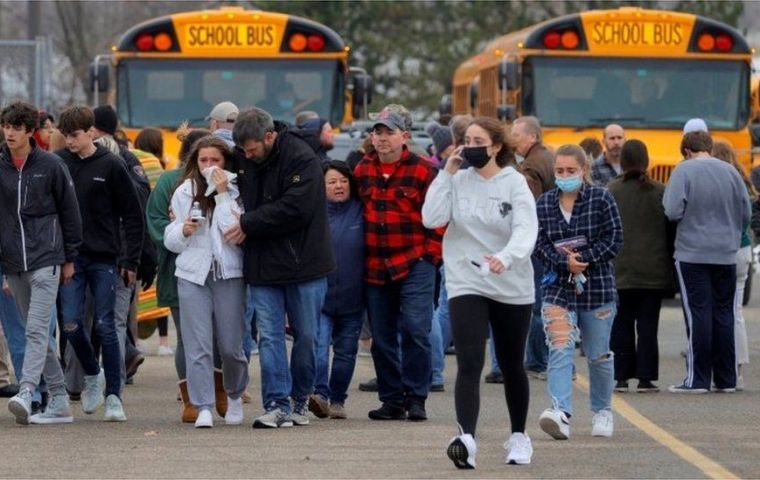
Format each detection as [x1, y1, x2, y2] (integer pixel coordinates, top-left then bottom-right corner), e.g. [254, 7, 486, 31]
[2, 276, 12, 296]
[563, 248, 588, 274]
[182, 217, 201, 237]
[61, 262, 75, 286]
[484, 254, 506, 274]
[212, 168, 228, 193]
[120, 268, 137, 287]
[224, 212, 246, 245]
[444, 147, 464, 175]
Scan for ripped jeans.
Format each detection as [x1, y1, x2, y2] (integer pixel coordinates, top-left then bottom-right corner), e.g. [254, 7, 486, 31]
[542, 302, 615, 416]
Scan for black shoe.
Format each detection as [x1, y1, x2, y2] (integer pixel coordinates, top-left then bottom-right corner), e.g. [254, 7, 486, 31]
[368, 403, 406, 420]
[430, 383, 444, 393]
[67, 390, 81, 402]
[484, 371, 504, 384]
[359, 377, 378, 392]
[406, 401, 427, 422]
[126, 353, 145, 379]
[636, 380, 660, 393]
[614, 380, 628, 393]
[0, 383, 19, 398]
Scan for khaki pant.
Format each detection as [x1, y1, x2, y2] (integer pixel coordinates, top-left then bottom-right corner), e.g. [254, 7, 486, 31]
[0, 322, 12, 387]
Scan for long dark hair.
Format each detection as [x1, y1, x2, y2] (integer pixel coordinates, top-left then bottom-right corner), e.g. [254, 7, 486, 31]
[621, 139, 650, 184]
[323, 160, 358, 199]
[181, 136, 234, 218]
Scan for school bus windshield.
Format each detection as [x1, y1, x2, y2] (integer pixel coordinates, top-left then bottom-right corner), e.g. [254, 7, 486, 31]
[115, 58, 344, 128]
[522, 57, 750, 130]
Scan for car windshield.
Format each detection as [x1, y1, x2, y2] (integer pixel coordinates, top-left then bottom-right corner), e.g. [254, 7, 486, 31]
[522, 56, 749, 130]
[116, 58, 343, 128]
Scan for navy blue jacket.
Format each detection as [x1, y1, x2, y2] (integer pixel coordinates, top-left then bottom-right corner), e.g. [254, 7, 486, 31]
[322, 198, 365, 317]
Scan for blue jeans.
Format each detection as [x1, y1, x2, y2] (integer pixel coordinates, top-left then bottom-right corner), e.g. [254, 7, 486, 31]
[251, 277, 327, 412]
[543, 302, 616, 415]
[242, 285, 258, 360]
[525, 256, 548, 372]
[430, 266, 450, 385]
[314, 311, 363, 405]
[366, 260, 435, 407]
[59, 257, 121, 398]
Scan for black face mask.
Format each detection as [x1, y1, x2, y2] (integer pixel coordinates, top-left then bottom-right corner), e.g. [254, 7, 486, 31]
[463, 146, 490, 168]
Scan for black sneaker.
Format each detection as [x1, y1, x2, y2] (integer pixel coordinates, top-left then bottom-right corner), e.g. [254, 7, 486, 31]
[485, 372, 504, 384]
[636, 380, 660, 393]
[406, 401, 427, 422]
[67, 390, 81, 402]
[368, 403, 406, 420]
[430, 383, 444, 393]
[0, 384, 20, 398]
[359, 377, 378, 392]
[614, 380, 629, 393]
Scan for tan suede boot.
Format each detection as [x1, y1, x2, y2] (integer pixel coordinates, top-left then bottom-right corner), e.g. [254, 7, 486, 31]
[214, 369, 227, 417]
[178, 380, 198, 423]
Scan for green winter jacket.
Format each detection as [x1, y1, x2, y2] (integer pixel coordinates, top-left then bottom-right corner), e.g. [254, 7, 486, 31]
[608, 175, 675, 291]
[146, 169, 182, 307]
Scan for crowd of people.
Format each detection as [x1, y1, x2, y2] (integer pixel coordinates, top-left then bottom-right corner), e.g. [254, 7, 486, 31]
[0, 97, 755, 470]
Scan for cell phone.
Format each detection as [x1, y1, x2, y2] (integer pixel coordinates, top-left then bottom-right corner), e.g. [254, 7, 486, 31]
[191, 216, 205, 225]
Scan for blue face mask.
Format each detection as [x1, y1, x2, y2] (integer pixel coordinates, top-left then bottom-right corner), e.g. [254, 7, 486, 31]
[555, 174, 583, 192]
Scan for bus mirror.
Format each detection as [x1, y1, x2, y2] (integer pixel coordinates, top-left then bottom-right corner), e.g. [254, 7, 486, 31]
[750, 123, 760, 147]
[498, 60, 519, 90]
[439, 94, 452, 116]
[353, 74, 373, 107]
[89, 62, 109, 93]
[497, 104, 516, 122]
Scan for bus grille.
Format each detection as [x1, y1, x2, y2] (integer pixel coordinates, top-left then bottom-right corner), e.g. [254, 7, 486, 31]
[649, 165, 674, 183]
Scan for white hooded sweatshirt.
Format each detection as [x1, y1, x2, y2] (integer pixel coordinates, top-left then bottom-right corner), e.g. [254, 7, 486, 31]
[422, 166, 537, 304]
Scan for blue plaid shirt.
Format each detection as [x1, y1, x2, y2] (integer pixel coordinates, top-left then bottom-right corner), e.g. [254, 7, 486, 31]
[591, 154, 620, 187]
[535, 184, 623, 311]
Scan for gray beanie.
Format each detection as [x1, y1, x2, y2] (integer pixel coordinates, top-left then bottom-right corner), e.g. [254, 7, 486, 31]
[425, 122, 453, 155]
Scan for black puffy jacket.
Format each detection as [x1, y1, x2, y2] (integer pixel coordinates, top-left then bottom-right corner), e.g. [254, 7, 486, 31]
[238, 122, 335, 285]
[0, 140, 82, 273]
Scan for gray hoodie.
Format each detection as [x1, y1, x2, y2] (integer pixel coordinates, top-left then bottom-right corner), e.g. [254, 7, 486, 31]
[663, 157, 750, 264]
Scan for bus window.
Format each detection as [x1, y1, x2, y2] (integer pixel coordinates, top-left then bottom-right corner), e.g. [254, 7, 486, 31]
[523, 56, 748, 130]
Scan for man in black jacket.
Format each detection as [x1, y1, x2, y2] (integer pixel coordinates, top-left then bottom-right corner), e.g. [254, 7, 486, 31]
[55, 106, 143, 422]
[226, 107, 334, 428]
[0, 101, 82, 425]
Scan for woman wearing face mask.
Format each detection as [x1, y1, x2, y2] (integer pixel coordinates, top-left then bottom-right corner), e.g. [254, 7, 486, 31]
[308, 161, 365, 420]
[164, 136, 248, 428]
[423, 117, 538, 468]
[534, 144, 622, 441]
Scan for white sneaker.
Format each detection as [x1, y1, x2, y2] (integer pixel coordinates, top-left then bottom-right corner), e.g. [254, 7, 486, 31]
[157, 345, 174, 357]
[447, 429, 477, 469]
[505, 432, 533, 465]
[225, 396, 244, 425]
[8, 387, 33, 425]
[539, 408, 570, 440]
[30, 394, 74, 424]
[82, 369, 105, 414]
[591, 409, 614, 437]
[104, 394, 127, 422]
[195, 408, 213, 428]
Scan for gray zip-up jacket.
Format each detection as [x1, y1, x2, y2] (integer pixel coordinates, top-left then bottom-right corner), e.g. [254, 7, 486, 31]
[663, 156, 750, 265]
[0, 140, 82, 273]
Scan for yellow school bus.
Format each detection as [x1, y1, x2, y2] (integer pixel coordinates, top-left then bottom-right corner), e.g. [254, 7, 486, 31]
[450, 7, 756, 180]
[92, 6, 371, 170]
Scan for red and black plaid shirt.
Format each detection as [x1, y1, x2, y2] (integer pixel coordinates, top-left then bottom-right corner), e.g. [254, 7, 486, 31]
[354, 147, 442, 285]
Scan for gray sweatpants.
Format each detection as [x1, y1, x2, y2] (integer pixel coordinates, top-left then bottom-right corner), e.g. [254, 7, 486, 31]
[6, 265, 66, 397]
[178, 275, 248, 410]
[113, 282, 133, 392]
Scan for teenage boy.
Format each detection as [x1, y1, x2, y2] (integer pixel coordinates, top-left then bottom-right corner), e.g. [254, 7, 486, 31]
[55, 106, 144, 422]
[0, 101, 82, 425]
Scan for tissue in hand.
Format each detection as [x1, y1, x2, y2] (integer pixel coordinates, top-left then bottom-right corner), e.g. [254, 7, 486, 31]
[202, 166, 237, 197]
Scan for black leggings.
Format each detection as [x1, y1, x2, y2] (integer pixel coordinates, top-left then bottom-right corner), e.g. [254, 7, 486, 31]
[449, 295, 532, 436]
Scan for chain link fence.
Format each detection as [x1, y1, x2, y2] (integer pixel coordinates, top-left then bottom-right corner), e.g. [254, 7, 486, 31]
[0, 36, 52, 109]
